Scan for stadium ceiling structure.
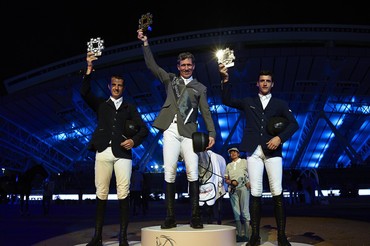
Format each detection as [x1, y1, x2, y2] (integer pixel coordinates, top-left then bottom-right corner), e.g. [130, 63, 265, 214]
[1, 24, 369, 175]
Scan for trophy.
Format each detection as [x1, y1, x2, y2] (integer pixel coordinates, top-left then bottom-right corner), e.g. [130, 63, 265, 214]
[216, 48, 235, 68]
[87, 37, 104, 56]
[138, 12, 153, 33]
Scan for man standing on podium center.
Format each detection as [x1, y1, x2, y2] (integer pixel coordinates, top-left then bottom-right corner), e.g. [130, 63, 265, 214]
[137, 29, 216, 229]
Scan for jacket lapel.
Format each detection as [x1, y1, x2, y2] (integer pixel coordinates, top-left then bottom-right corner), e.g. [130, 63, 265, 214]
[254, 96, 263, 110]
[107, 98, 116, 109]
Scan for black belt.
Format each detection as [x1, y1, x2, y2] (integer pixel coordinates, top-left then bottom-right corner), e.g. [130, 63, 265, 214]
[108, 143, 112, 147]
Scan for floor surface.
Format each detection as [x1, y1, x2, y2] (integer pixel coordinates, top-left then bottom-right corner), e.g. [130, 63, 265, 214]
[1, 196, 369, 246]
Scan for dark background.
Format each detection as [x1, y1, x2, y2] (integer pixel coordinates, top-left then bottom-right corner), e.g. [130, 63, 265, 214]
[2, 1, 369, 83]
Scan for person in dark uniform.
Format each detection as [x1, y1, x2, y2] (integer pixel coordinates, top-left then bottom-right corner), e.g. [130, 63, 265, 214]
[219, 64, 299, 246]
[81, 52, 149, 246]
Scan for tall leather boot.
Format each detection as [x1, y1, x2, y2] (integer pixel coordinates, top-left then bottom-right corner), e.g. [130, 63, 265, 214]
[161, 182, 177, 229]
[205, 204, 214, 224]
[118, 198, 129, 246]
[273, 194, 291, 246]
[189, 180, 203, 229]
[247, 195, 261, 246]
[86, 197, 107, 246]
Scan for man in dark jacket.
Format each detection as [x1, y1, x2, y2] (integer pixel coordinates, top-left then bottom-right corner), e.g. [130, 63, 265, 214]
[80, 52, 149, 246]
[219, 64, 299, 246]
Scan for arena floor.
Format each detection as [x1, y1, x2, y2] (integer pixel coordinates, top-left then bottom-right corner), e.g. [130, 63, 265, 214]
[1, 195, 369, 246]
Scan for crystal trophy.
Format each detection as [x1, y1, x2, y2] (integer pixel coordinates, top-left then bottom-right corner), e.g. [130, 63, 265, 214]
[216, 48, 235, 68]
[87, 37, 104, 56]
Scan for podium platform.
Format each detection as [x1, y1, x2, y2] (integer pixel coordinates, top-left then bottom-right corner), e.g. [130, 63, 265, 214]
[75, 241, 312, 246]
[141, 224, 236, 246]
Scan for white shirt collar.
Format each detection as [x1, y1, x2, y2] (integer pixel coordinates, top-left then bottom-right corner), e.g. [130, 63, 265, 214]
[259, 93, 272, 100]
[181, 76, 193, 85]
[110, 97, 123, 109]
[259, 93, 271, 109]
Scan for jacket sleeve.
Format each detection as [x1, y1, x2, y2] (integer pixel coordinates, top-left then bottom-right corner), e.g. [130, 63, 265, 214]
[198, 86, 216, 139]
[80, 74, 101, 112]
[142, 45, 170, 84]
[221, 82, 244, 110]
[128, 104, 149, 147]
[277, 100, 299, 143]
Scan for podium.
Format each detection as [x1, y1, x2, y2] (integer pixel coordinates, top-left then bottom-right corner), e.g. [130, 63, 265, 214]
[141, 224, 236, 246]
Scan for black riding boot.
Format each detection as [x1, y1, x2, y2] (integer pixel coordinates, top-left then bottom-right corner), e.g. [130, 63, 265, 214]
[161, 182, 177, 229]
[189, 180, 203, 229]
[86, 197, 107, 246]
[247, 195, 261, 246]
[118, 198, 130, 246]
[273, 194, 291, 246]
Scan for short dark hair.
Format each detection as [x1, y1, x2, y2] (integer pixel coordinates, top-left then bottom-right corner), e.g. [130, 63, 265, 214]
[259, 70, 273, 81]
[111, 75, 124, 81]
[109, 75, 125, 87]
[177, 52, 195, 64]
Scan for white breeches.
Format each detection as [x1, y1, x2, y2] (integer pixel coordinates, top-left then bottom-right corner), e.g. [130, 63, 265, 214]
[95, 147, 132, 200]
[163, 123, 199, 183]
[247, 145, 283, 197]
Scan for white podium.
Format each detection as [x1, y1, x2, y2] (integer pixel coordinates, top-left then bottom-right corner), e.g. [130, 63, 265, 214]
[141, 224, 236, 246]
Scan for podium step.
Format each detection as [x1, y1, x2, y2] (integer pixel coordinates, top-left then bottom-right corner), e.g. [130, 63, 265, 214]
[141, 224, 236, 246]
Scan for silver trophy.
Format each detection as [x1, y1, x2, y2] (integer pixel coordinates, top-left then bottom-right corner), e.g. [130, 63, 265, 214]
[216, 48, 235, 68]
[87, 37, 104, 56]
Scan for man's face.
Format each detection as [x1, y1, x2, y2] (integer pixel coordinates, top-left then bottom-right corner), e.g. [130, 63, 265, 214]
[257, 75, 274, 95]
[229, 150, 240, 160]
[177, 58, 194, 79]
[109, 77, 124, 99]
